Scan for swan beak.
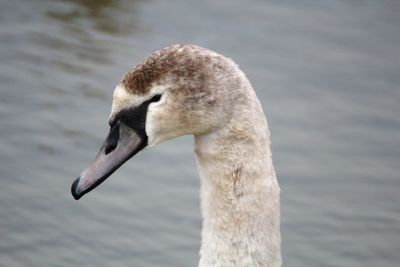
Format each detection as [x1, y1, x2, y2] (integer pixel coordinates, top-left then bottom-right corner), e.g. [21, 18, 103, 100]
[71, 122, 146, 200]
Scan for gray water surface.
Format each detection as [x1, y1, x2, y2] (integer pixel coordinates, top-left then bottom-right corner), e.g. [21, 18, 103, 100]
[1, 0, 400, 266]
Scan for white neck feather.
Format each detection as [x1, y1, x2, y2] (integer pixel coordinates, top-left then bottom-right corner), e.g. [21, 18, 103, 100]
[193, 82, 281, 267]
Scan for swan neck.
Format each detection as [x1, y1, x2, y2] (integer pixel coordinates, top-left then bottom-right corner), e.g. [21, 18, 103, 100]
[194, 101, 281, 267]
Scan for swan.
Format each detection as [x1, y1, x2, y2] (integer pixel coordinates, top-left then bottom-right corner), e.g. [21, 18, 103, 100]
[71, 44, 281, 267]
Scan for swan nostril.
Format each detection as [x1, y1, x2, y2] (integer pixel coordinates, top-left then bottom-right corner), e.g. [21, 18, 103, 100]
[104, 122, 120, 154]
[105, 140, 117, 154]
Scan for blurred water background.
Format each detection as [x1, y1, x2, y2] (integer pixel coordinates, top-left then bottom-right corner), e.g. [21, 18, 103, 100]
[0, 0, 399, 266]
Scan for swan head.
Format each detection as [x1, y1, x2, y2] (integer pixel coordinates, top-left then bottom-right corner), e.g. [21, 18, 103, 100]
[71, 44, 240, 199]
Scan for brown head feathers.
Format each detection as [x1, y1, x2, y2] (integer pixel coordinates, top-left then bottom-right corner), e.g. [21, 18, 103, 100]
[120, 44, 230, 95]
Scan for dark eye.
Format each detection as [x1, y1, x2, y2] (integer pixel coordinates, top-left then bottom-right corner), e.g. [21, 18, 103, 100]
[148, 94, 162, 104]
[108, 94, 162, 130]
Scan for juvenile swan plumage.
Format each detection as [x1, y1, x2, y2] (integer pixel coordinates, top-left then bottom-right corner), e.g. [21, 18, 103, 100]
[71, 44, 281, 267]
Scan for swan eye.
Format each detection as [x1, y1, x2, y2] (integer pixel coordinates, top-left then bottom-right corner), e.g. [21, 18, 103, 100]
[108, 94, 162, 127]
[148, 94, 162, 104]
[108, 93, 163, 135]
